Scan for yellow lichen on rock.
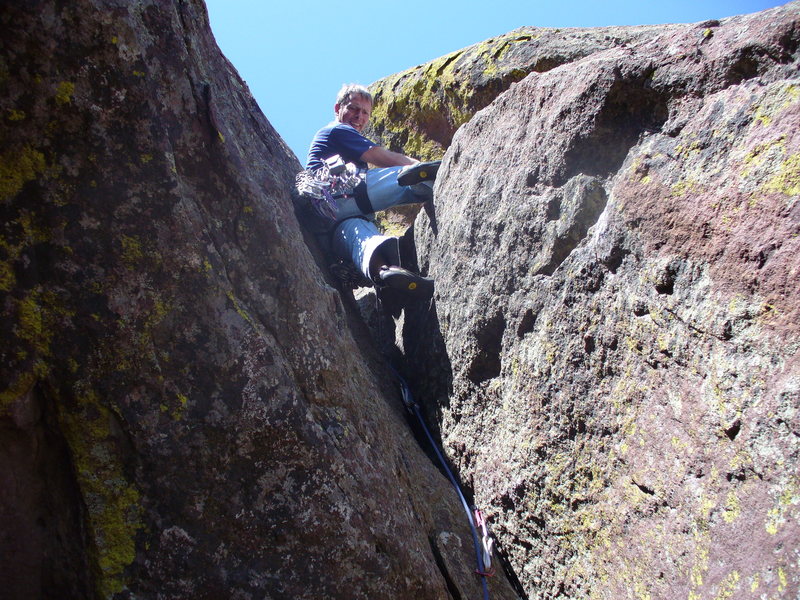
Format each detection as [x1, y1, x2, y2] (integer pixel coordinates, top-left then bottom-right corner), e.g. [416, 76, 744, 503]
[54, 81, 75, 105]
[763, 152, 800, 197]
[751, 81, 799, 128]
[0, 145, 46, 202]
[57, 388, 143, 597]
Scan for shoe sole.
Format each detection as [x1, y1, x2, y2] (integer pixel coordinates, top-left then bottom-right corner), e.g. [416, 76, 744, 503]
[397, 161, 441, 187]
[380, 269, 434, 298]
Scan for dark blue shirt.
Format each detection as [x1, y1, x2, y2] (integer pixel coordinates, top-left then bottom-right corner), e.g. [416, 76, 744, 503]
[306, 122, 376, 171]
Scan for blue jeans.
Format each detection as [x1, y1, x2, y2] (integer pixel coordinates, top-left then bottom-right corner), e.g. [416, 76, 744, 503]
[330, 166, 430, 279]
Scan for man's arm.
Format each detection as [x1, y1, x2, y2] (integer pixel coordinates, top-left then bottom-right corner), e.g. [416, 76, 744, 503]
[361, 145, 418, 167]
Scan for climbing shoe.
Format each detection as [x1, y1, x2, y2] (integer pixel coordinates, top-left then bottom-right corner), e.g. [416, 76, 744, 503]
[376, 266, 434, 299]
[397, 160, 441, 187]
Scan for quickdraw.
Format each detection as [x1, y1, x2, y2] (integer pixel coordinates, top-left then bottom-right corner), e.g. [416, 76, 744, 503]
[474, 508, 496, 577]
[295, 155, 365, 221]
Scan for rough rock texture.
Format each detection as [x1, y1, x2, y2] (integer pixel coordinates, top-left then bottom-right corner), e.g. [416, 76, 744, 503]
[365, 23, 689, 161]
[390, 3, 800, 599]
[0, 1, 519, 599]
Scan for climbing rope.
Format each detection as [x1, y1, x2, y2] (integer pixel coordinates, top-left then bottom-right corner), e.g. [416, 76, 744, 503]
[392, 367, 493, 600]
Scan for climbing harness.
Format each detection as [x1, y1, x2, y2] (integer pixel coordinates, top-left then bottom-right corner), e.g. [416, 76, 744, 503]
[295, 154, 365, 221]
[392, 367, 494, 600]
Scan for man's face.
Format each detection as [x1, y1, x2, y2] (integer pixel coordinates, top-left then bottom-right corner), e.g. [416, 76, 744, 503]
[335, 95, 372, 132]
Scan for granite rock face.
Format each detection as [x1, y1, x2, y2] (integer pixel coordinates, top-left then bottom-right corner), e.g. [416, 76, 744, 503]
[0, 2, 518, 599]
[396, 3, 800, 599]
[365, 22, 688, 161]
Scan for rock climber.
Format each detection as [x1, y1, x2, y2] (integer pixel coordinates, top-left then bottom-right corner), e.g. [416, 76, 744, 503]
[300, 83, 440, 298]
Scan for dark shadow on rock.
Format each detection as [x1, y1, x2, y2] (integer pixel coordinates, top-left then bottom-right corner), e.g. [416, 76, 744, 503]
[0, 384, 94, 600]
[423, 200, 438, 235]
[393, 292, 529, 600]
[560, 73, 669, 184]
[401, 299, 454, 444]
[396, 226, 455, 448]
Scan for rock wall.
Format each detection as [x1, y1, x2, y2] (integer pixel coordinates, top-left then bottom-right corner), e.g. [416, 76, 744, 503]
[0, 1, 518, 598]
[388, 3, 800, 599]
[365, 22, 687, 161]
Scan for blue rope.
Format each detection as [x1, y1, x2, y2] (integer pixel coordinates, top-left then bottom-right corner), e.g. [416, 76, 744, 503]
[394, 369, 491, 600]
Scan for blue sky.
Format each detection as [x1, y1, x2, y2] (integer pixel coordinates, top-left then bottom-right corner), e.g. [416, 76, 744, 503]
[204, 0, 787, 163]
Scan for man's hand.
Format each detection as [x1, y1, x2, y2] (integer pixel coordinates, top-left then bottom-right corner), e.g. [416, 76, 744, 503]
[361, 145, 418, 168]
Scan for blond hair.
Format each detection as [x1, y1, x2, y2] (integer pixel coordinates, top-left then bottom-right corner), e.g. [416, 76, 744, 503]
[336, 83, 372, 106]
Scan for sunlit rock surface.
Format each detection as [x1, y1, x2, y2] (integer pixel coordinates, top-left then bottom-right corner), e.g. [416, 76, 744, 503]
[380, 3, 800, 598]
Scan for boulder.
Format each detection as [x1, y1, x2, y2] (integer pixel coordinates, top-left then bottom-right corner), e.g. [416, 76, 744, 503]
[401, 3, 800, 598]
[365, 22, 684, 161]
[0, 1, 517, 598]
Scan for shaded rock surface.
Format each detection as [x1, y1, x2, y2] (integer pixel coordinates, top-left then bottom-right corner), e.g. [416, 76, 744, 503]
[384, 3, 800, 599]
[0, 1, 518, 599]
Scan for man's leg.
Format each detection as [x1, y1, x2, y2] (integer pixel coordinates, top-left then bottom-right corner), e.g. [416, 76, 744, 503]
[364, 166, 433, 212]
[331, 217, 433, 298]
[331, 218, 399, 279]
[331, 162, 440, 220]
